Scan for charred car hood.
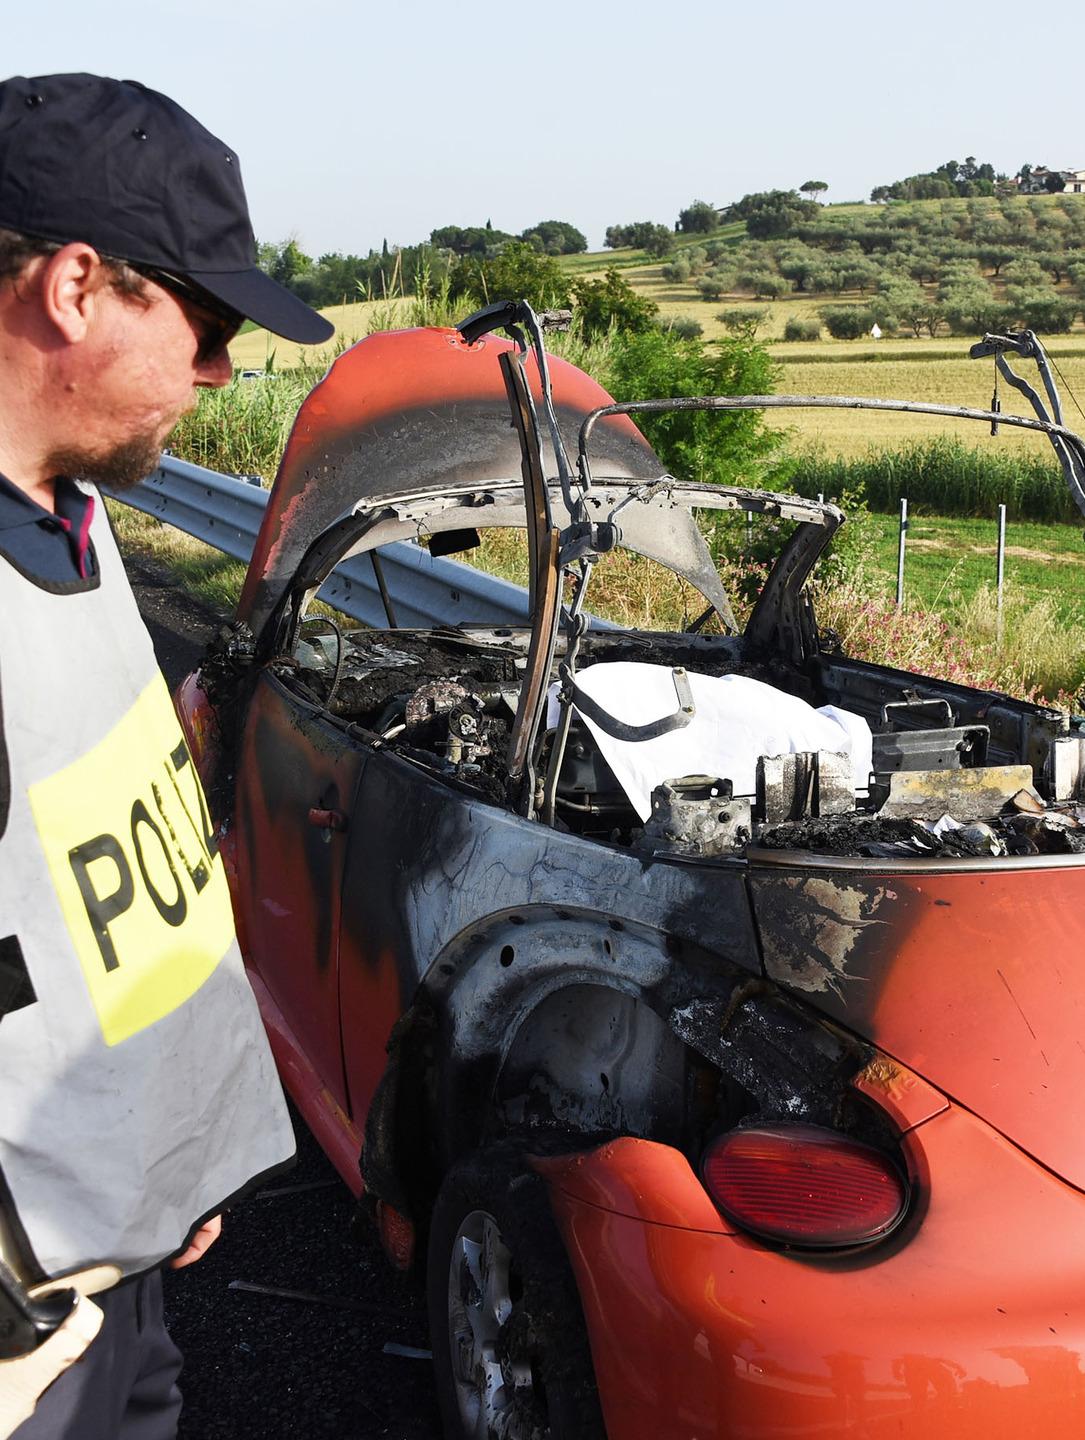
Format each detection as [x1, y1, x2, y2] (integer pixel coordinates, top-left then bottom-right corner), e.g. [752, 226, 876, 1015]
[749, 852, 1085, 1193]
[237, 326, 663, 639]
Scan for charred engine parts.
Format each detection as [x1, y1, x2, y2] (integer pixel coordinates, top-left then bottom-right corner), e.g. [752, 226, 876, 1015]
[1051, 735, 1085, 801]
[876, 764, 1035, 822]
[446, 699, 490, 769]
[871, 725, 989, 774]
[869, 695, 990, 778]
[403, 681, 493, 772]
[197, 620, 256, 707]
[757, 750, 853, 825]
[281, 623, 1085, 858]
[760, 790, 1085, 858]
[638, 776, 752, 857]
[1003, 803, 1085, 855]
[404, 679, 471, 728]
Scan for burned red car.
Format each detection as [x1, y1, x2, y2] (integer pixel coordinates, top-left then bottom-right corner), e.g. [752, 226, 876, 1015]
[180, 306, 1085, 1440]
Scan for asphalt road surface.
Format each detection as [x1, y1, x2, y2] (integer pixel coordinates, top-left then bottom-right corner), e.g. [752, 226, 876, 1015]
[128, 552, 442, 1439]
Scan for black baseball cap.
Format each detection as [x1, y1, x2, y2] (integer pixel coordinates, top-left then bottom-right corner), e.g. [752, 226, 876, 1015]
[0, 73, 334, 344]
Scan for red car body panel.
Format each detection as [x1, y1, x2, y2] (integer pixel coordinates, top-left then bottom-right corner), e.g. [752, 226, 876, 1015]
[540, 1111, 1085, 1439]
[247, 967, 365, 1198]
[750, 856, 1085, 1190]
[175, 666, 371, 1195]
[232, 677, 361, 1113]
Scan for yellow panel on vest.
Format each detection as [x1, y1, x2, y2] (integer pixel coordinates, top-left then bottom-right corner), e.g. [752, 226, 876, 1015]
[27, 675, 235, 1046]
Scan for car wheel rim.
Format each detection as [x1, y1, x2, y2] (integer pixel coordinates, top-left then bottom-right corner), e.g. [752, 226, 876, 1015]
[447, 1208, 547, 1440]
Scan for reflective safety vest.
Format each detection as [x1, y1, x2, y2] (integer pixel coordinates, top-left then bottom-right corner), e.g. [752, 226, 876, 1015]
[0, 488, 295, 1280]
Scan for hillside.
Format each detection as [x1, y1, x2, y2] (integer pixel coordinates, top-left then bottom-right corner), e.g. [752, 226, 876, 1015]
[591, 192, 1085, 341]
[228, 194, 1085, 459]
[234, 192, 1085, 356]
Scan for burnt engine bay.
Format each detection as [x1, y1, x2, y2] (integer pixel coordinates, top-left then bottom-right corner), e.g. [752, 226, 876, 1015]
[285, 623, 1085, 861]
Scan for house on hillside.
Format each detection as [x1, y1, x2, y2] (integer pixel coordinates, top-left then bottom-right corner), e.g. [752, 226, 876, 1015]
[1016, 166, 1085, 193]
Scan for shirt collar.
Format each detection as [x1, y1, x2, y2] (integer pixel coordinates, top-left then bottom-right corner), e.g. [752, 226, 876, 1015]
[0, 472, 96, 580]
[0, 472, 92, 531]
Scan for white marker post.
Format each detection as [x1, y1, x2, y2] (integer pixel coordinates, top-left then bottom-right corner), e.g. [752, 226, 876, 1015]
[996, 503, 1007, 643]
[896, 498, 908, 608]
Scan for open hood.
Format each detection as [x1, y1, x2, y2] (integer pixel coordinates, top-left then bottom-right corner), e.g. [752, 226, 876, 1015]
[237, 325, 663, 639]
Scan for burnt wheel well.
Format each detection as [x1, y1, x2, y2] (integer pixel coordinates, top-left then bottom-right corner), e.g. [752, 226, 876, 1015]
[490, 983, 714, 1150]
[363, 974, 748, 1230]
[362, 926, 886, 1240]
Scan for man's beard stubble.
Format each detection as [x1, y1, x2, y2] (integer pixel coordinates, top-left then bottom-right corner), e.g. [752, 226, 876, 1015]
[46, 432, 165, 492]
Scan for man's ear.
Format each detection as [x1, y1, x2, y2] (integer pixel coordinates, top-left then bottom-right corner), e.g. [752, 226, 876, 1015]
[37, 244, 108, 344]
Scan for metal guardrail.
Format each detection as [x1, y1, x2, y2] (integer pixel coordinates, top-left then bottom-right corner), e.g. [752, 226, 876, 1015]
[110, 454, 536, 629]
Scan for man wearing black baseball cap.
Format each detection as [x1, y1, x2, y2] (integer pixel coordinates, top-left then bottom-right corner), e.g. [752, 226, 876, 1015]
[0, 72, 333, 345]
[0, 74, 329, 1438]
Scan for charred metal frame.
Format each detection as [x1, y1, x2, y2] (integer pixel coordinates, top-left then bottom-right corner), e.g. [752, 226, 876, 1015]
[498, 347, 562, 793]
[577, 392, 1085, 524]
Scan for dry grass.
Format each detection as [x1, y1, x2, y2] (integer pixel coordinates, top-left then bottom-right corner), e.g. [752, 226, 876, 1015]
[952, 583, 1085, 702]
[816, 571, 1084, 706]
[769, 356, 1085, 457]
[467, 526, 1085, 704]
[108, 502, 246, 612]
[471, 528, 725, 632]
[226, 296, 415, 371]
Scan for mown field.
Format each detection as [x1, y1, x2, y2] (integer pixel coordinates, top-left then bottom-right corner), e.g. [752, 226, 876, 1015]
[229, 316, 1085, 461]
[770, 353, 1085, 456]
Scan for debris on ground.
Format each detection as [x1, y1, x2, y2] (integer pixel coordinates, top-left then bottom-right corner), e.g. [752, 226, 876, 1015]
[382, 1343, 433, 1361]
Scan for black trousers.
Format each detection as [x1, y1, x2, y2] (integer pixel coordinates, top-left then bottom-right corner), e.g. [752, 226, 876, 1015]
[13, 1270, 182, 1440]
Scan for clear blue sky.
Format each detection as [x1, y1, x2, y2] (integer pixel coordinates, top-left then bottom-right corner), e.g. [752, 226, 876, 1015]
[8, 0, 1084, 256]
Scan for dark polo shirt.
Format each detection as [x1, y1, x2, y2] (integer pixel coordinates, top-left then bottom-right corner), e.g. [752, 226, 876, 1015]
[0, 472, 97, 586]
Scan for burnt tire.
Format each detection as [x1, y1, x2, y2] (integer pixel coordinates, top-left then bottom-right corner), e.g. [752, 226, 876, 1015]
[427, 1146, 607, 1440]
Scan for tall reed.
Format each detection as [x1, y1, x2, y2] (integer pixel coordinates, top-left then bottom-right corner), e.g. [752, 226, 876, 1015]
[791, 435, 1076, 523]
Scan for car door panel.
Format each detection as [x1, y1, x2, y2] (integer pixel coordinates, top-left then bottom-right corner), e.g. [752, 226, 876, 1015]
[234, 672, 366, 1113]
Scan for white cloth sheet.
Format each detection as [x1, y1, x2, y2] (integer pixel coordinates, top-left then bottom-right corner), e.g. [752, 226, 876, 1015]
[549, 662, 872, 822]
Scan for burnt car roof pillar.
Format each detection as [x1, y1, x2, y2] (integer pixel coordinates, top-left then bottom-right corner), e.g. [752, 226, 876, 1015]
[970, 329, 1064, 426]
[500, 347, 562, 807]
[969, 330, 1085, 520]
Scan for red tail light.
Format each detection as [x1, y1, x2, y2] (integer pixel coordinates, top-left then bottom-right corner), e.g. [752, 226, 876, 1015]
[702, 1125, 908, 1249]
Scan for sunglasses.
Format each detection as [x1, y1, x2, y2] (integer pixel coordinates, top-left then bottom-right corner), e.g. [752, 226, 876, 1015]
[132, 265, 245, 363]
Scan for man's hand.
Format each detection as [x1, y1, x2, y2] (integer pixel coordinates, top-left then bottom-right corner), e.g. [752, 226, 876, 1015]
[0, 1294, 103, 1439]
[168, 1215, 222, 1270]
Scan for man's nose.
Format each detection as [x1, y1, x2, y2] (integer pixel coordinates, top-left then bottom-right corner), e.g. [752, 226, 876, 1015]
[196, 348, 233, 388]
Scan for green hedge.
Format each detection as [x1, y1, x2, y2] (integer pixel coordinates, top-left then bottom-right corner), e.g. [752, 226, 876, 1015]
[790, 436, 1079, 523]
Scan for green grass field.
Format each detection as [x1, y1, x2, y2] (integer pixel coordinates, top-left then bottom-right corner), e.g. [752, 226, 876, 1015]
[857, 511, 1085, 622]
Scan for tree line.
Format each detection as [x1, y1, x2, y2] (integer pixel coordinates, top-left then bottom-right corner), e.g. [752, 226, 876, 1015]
[256, 218, 588, 311]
